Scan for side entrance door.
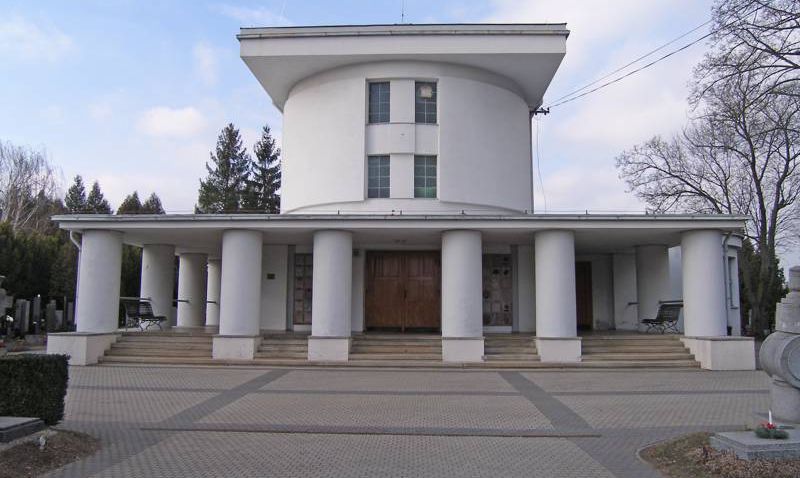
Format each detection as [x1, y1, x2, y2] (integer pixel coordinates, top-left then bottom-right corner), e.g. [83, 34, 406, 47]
[365, 251, 441, 331]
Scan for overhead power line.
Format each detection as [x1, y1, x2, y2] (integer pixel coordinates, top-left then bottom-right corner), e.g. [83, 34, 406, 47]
[543, 1, 770, 109]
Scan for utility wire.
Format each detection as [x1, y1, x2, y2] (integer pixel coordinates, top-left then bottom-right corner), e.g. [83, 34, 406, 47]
[544, 1, 769, 109]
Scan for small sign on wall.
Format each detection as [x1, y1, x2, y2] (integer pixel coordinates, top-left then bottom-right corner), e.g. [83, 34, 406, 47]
[266, 273, 276, 280]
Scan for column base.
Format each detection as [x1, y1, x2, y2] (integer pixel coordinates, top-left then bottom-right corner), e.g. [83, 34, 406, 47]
[212, 335, 261, 360]
[46, 332, 119, 365]
[442, 337, 484, 362]
[308, 336, 350, 361]
[681, 336, 755, 370]
[536, 337, 581, 363]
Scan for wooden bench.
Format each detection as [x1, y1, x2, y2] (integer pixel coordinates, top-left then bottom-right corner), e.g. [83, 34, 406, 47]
[641, 302, 682, 334]
[121, 299, 166, 331]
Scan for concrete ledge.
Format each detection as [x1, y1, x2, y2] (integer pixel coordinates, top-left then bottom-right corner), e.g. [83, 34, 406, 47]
[308, 336, 350, 362]
[711, 429, 800, 460]
[536, 337, 581, 363]
[442, 337, 484, 362]
[212, 335, 261, 360]
[0, 417, 45, 443]
[681, 336, 755, 370]
[46, 332, 119, 365]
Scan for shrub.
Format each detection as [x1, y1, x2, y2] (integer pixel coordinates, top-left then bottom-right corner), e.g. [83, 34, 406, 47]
[0, 354, 69, 425]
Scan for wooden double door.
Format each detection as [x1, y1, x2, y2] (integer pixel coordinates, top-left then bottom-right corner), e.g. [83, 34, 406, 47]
[365, 251, 441, 331]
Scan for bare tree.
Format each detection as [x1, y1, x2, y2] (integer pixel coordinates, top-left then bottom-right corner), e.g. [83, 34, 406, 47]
[0, 141, 61, 233]
[617, 0, 800, 334]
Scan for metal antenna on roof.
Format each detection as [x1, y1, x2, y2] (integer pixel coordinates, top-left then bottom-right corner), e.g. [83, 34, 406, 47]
[401, 0, 406, 23]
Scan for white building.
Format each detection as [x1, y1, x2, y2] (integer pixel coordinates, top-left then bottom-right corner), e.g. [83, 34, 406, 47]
[48, 24, 754, 370]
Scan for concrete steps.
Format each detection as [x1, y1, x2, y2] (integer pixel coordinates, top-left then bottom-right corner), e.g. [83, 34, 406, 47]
[100, 332, 213, 363]
[580, 334, 698, 367]
[483, 335, 538, 362]
[255, 334, 309, 360]
[349, 335, 442, 362]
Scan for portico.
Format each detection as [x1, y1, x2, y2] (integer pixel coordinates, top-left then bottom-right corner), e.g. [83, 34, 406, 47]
[47, 213, 754, 369]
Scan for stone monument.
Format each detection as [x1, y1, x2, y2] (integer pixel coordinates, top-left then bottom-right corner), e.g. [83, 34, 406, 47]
[711, 265, 800, 459]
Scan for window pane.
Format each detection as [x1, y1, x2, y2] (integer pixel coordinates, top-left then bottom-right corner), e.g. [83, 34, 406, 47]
[368, 82, 390, 123]
[415, 82, 437, 124]
[413, 155, 437, 198]
[367, 155, 390, 198]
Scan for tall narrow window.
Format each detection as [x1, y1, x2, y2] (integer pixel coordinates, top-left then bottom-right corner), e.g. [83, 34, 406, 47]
[368, 82, 390, 123]
[414, 155, 437, 198]
[415, 81, 437, 124]
[367, 155, 390, 198]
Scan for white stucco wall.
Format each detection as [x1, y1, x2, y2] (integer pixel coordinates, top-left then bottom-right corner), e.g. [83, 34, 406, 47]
[612, 253, 638, 330]
[281, 61, 532, 214]
[260, 245, 288, 331]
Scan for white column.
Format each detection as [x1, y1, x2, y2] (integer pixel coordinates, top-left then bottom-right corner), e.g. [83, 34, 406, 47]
[535, 230, 581, 362]
[516, 244, 536, 333]
[681, 230, 727, 337]
[205, 258, 221, 327]
[75, 230, 123, 333]
[351, 250, 366, 333]
[48, 229, 122, 365]
[679, 230, 755, 370]
[635, 245, 670, 323]
[308, 230, 352, 361]
[213, 230, 263, 359]
[177, 253, 207, 328]
[441, 230, 484, 361]
[140, 244, 175, 328]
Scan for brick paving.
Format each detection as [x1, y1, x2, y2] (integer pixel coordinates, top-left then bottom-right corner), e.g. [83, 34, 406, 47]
[45, 366, 771, 477]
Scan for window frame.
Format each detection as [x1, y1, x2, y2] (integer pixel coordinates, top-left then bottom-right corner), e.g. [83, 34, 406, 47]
[367, 155, 391, 198]
[367, 81, 390, 124]
[414, 81, 437, 124]
[413, 155, 437, 199]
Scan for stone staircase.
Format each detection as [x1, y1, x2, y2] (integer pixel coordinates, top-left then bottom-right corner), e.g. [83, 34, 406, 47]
[580, 334, 699, 368]
[482, 334, 538, 362]
[348, 334, 442, 365]
[100, 330, 213, 364]
[255, 334, 309, 361]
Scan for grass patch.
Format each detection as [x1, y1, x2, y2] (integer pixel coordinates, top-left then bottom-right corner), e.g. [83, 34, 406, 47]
[640, 431, 800, 478]
[0, 429, 100, 478]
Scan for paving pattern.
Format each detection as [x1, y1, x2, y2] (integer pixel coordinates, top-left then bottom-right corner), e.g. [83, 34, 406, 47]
[46, 366, 771, 477]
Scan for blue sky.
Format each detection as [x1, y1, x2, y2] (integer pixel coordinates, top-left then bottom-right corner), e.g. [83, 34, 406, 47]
[1, 0, 714, 214]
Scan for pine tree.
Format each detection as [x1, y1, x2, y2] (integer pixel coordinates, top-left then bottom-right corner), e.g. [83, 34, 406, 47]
[64, 175, 88, 213]
[86, 181, 112, 213]
[196, 123, 250, 213]
[117, 191, 143, 214]
[141, 193, 165, 214]
[243, 124, 281, 213]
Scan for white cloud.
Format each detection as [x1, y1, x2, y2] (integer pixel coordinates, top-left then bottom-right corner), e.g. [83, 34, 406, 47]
[137, 106, 208, 139]
[0, 15, 74, 62]
[193, 42, 219, 86]
[213, 4, 290, 26]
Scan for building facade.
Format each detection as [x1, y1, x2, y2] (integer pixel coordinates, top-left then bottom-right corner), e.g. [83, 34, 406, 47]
[48, 24, 755, 369]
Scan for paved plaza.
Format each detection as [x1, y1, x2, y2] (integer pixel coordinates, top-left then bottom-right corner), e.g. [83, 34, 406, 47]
[45, 365, 770, 477]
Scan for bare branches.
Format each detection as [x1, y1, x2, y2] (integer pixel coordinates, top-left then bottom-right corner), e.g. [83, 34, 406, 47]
[0, 141, 62, 233]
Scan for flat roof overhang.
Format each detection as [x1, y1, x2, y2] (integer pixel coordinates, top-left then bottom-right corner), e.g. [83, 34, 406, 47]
[238, 24, 569, 111]
[53, 213, 747, 256]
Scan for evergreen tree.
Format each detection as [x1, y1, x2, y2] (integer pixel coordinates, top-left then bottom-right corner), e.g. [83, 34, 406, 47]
[141, 193, 165, 214]
[243, 124, 281, 213]
[64, 175, 88, 213]
[86, 181, 112, 213]
[117, 191, 143, 214]
[196, 123, 250, 213]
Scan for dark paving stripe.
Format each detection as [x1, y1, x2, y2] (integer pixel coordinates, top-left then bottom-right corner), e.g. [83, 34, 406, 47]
[552, 389, 769, 396]
[499, 371, 592, 430]
[252, 389, 521, 397]
[141, 423, 601, 438]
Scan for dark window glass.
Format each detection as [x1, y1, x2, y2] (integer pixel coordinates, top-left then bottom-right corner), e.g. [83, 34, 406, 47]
[368, 82, 390, 123]
[413, 155, 436, 198]
[415, 81, 437, 124]
[367, 155, 390, 198]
